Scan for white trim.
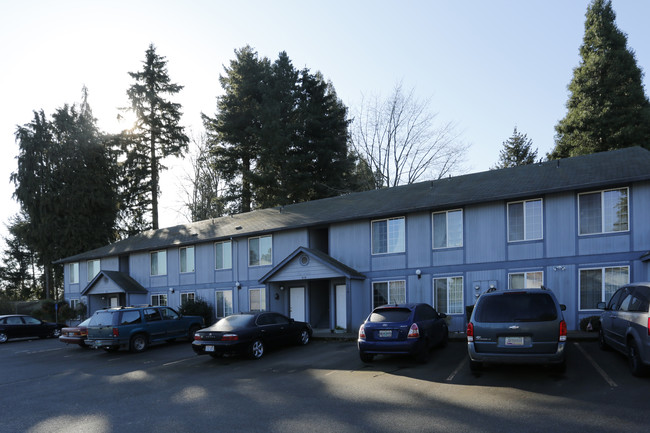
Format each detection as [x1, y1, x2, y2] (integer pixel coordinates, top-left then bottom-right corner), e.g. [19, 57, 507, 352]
[507, 271, 544, 290]
[578, 187, 629, 236]
[507, 198, 543, 242]
[371, 217, 405, 255]
[179, 246, 195, 274]
[372, 279, 406, 308]
[578, 265, 630, 311]
[215, 240, 232, 270]
[150, 250, 167, 276]
[248, 235, 272, 267]
[432, 209, 463, 249]
[433, 276, 464, 314]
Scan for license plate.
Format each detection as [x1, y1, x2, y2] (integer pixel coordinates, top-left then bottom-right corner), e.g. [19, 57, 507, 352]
[205, 345, 215, 352]
[68, 332, 75, 337]
[378, 330, 392, 338]
[505, 336, 524, 346]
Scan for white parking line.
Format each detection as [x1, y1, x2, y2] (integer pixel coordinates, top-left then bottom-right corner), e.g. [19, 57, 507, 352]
[446, 356, 467, 381]
[573, 342, 617, 388]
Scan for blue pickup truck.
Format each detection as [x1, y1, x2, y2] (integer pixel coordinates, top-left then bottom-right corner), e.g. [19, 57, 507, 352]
[85, 306, 203, 353]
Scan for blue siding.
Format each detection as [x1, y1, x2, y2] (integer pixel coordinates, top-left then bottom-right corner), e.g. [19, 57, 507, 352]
[330, 221, 370, 272]
[465, 203, 506, 263]
[407, 212, 431, 268]
[545, 192, 576, 258]
[632, 181, 650, 250]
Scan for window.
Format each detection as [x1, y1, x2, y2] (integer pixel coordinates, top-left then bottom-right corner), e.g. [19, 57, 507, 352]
[249, 288, 266, 312]
[508, 199, 543, 242]
[151, 294, 168, 306]
[150, 250, 167, 276]
[215, 241, 232, 270]
[579, 266, 629, 310]
[216, 290, 234, 318]
[434, 276, 464, 314]
[160, 307, 179, 320]
[87, 259, 100, 282]
[508, 272, 543, 290]
[433, 210, 463, 249]
[180, 246, 195, 273]
[372, 280, 406, 308]
[69, 263, 79, 284]
[180, 292, 195, 305]
[372, 217, 405, 255]
[249, 236, 272, 266]
[579, 188, 628, 235]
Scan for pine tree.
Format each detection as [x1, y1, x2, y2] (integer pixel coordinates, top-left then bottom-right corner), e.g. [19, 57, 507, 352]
[123, 44, 189, 229]
[551, 0, 650, 158]
[492, 127, 539, 169]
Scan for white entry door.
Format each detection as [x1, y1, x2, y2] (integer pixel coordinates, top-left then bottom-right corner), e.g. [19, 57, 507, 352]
[290, 287, 305, 322]
[109, 296, 119, 308]
[335, 284, 346, 329]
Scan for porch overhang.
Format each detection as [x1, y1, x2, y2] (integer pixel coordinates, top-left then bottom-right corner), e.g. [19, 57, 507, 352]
[259, 247, 365, 283]
[81, 270, 148, 296]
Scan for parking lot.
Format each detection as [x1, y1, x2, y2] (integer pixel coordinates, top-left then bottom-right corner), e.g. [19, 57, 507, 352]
[1, 335, 649, 433]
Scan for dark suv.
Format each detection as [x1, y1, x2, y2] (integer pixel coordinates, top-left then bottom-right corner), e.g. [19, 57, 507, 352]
[85, 306, 203, 353]
[467, 287, 567, 372]
[358, 303, 448, 363]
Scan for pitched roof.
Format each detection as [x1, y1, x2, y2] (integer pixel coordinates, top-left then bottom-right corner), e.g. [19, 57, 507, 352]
[81, 270, 148, 296]
[56, 146, 650, 264]
[259, 247, 366, 283]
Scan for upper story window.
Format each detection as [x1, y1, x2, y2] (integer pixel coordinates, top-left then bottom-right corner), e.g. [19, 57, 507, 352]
[432, 210, 463, 249]
[372, 280, 406, 308]
[87, 259, 100, 282]
[508, 199, 543, 242]
[372, 217, 405, 255]
[249, 235, 272, 267]
[69, 262, 79, 284]
[215, 241, 232, 270]
[579, 188, 629, 235]
[150, 250, 167, 276]
[508, 271, 543, 290]
[180, 246, 195, 273]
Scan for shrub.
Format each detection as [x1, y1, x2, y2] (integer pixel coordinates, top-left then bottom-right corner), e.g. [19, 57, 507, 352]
[579, 315, 602, 332]
[179, 297, 214, 327]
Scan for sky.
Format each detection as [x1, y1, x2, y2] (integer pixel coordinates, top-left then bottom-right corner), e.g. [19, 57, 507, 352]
[1, 0, 649, 237]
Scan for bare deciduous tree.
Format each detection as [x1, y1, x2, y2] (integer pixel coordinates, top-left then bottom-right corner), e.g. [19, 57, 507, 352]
[351, 83, 468, 188]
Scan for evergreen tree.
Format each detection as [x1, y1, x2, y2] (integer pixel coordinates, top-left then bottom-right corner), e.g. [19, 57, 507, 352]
[123, 44, 189, 229]
[492, 127, 539, 169]
[551, 0, 650, 158]
[0, 214, 40, 300]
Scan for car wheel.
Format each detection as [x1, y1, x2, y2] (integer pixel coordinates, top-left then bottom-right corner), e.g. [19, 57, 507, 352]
[298, 328, 310, 345]
[628, 340, 647, 377]
[551, 359, 567, 374]
[249, 339, 264, 359]
[469, 359, 482, 372]
[52, 329, 62, 338]
[0, 332, 7, 344]
[359, 351, 374, 363]
[78, 343, 89, 349]
[188, 325, 200, 340]
[598, 329, 611, 351]
[439, 329, 449, 348]
[129, 334, 148, 353]
[103, 347, 118, 353]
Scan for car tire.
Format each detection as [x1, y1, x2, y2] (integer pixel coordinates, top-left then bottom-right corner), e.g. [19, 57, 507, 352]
[52, 329, 62, 338]
[188, 325, 200, 341]
[469, 359, 483, 372]
[129, 334, 148, 353]
[439, 329, 449, 348]
[249, 339, 264, 359]
[627, 340, 647, 377]
[359, 351, 374, 363]
[298, 328, 310, 345]
[103, 347, 118, 353]
[0, 332, 7, 344]
[551, 359, 567, 374]
[598, 329, 611, 351]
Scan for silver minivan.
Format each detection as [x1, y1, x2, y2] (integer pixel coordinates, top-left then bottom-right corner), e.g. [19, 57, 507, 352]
[598, 282, 650, 376]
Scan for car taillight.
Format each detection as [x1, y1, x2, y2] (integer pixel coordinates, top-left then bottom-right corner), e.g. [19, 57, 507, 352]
[221, 334, 239, 341]
[647, 318, 650, 336]
[358, 324, 366, 340]
[407, 323, 420, 339]
[112, 328, 119, 337]
[194, 334, 202, 341]
[467, 322, 474, 342]
[559, 320, 567, 342]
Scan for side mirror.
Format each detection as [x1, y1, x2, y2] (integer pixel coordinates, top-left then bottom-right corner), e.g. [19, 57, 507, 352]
[596, 302, 607, 310]
[560, 304, 566, 311]
[438, 313, 447, 319]
[289, 318, 295, 324]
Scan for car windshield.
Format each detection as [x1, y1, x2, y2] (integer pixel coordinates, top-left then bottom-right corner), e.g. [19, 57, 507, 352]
[214, 314, 255, 331]
[369, 308, 411, 323]
[475, 293, 558, 322]
[88, 311, 115, 327]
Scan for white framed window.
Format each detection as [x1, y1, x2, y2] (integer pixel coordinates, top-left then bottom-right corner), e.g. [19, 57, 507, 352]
[372, 217, 405, 255]
[180, 292, 195, 305]
[508, 271, 543, 290]
[249, 288, 266, 312]
[151, 294, 168, 306]
[579, 266, 629, 310]
[579, 188, 629, 235]
[215, 241, 232, 270]
[150, 250, 167, 276]
[508, 199, 543, 242]
[372, 280, 406, 308]
[432, 210, 463, 249]
[249, 236, 272, 267]
[70, 299, 80, 310]
[87, 259, 100, 282]
[180, 246, 195, 273]
[434, 276, 464, 314]
[69, 262, 79, 284]
[216, 290, 234, 318]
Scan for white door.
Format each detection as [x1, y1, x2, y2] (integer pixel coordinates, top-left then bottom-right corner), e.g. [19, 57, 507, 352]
[109, 296, 119, 308]
[290, 287, 305, 322]
[335, 284, 346, 330]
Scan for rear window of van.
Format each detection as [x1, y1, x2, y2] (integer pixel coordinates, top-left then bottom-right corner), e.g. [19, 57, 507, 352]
[475, 293, 558, 323]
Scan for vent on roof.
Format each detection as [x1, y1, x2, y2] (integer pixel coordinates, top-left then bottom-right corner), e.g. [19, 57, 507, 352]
[235, 226, 243, 230]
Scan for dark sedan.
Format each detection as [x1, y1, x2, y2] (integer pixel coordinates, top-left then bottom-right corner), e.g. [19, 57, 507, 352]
[0, 314, 64, 343]
[59, 318, 91, 348]
[192, 312, 312, 359]
[358, 303, 448, 363]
